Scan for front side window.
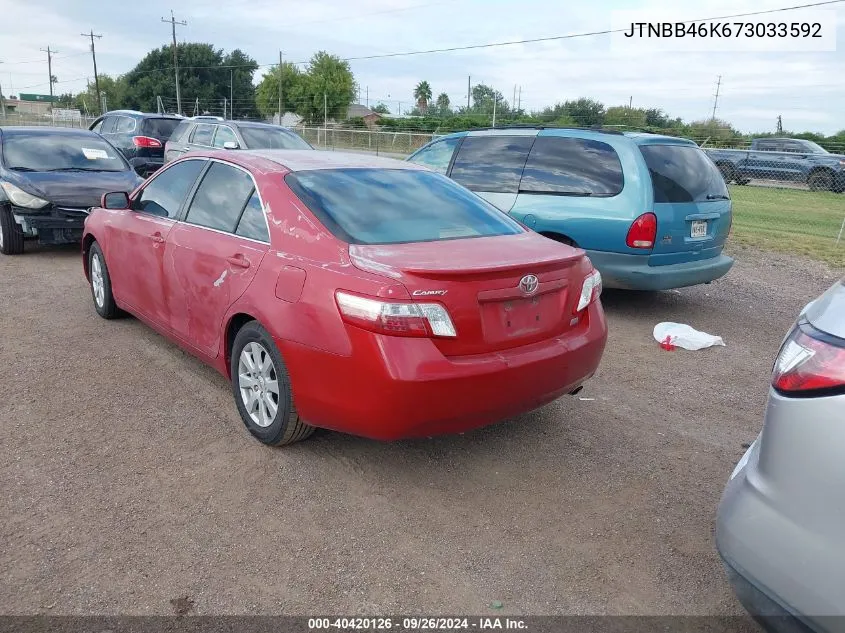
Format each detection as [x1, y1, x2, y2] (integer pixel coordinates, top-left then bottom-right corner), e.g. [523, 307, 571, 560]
[449, 136, 535, 193]
[286, 168, 524, 245]
[520, 137, 624, 196]
[184, 162, 255, 232]
[99, 116, 118, 134]
[407, 138, 460, 174]
[235, 192, 269, 242]
[135, 159, 206, 218]
[639, 144, 729, 203]
[90, 118, 105, 133]
[239, 126, 311, 150]
[190, 124, 215, 146]
[213, 126, 239, 149]
[2, 132, 129, 172]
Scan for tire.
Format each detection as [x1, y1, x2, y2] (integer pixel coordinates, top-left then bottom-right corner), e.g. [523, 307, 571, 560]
[230, 321, 314, 446]
[808, 170, 835, 192]
[88, 241, 120, 319]
[0, 205, 25, 255]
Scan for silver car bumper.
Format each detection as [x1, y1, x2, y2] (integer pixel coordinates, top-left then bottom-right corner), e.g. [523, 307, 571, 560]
[717, 389, 845, 631]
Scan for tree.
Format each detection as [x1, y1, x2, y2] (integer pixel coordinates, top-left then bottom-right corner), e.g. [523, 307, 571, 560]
[121, 43, 258, 116]
[295, 51, 356, 123]
[372, 103, 391, 114]
[414, 80, 432, 113]
[223, 49, 258, 118]
[73, 74, 126, 114]
[435, 92, 450, 116]
[255, 61, 304, 118]
[645, 108, 670, 128]
[604, 106, 647, 129]
[562, 98, 605, 127]
[471, 84, 507, 115]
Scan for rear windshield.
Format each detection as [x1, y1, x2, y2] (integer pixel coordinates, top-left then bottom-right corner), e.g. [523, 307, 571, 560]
[168, 120, 192, 143]
[520, 136, 623, 196]
[1, 132, 129, 172]
[639, 144, 729, 203]
[240, 126, 311, 150]
[143, 118, 182, 139]
[285, 168, 524, 245]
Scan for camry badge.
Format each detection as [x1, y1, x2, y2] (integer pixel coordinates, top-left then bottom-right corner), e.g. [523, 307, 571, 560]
[412, 289, 447, 296]
[519, 274, 539, 295]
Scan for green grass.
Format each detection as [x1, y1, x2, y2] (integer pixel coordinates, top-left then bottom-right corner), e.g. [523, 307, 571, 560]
[728, 185, 845, 269]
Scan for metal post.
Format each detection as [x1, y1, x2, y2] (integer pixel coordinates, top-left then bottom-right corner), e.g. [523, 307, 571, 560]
[80, 32, 102, 114]
[467, 75, 470, 110]
[711, 75, 722, 122]
[229, 70, 233, 120]
[0, 61, 6, 121]
[324, 92, 327, 129]
[837, 215, 845, 245]
[277, 51, 283, 122]
[162, 11, 187, 115]
[492, 94, 497, 128]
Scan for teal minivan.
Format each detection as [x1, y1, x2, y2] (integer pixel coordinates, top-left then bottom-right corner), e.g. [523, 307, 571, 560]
[407, 128, 734, 290]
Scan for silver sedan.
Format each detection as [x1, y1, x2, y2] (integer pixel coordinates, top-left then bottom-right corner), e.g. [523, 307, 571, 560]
[717, 278, 845, 632]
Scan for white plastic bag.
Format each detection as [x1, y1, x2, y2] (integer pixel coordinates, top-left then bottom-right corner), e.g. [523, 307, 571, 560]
[653, 322, 725, 351]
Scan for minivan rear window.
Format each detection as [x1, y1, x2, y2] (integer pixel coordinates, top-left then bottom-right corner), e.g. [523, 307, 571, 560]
[520, 137, 623, 196]
[449, 136, 535, 193]
[285, 168, 524, 245]
[639, 144, 729, 203]
[143, 118, 182, 139]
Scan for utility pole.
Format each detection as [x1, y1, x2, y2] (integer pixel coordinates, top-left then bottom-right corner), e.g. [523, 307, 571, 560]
[80, 31, 102, 113]
[0, 62, 6, 120]
[229, 70, 233, 120]
[366, 86, 368, 108]
[223, 97, 227, 120]
[277, 51, 283, 122]
[162, 11, 187, 115]
[40, 46, 57, 105]
[513, 85, 516, 112]
[492, 93, 497, 128]
[628, 95, 633, 108]
[467, 75, 471, 110]
[776, 115, 783, 134]
[324, 92, 327, 129]
[710, 75, 722, 122]
[517, 86, 521, 113]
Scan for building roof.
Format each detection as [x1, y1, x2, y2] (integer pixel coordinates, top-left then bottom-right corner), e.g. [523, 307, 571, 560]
[345, 104, 379, 119]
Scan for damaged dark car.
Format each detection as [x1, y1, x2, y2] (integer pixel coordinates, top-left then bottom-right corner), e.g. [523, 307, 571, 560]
[0, 127, 143, 255]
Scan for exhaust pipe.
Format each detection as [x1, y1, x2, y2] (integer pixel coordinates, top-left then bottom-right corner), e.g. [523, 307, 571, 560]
[569, 385, 584, 396]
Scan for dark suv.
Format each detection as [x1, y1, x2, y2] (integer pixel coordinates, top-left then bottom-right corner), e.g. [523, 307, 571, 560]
[89, 111, 184, 177]
[164, 117, 312, 163]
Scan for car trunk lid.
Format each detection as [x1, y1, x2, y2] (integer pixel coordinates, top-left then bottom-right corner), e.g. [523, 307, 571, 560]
[349, 233, 591, 356]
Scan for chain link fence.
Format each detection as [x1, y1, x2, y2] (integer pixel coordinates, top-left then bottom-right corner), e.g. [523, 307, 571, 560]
[296, 126, 436, 158]
[0, 113, 98, 129]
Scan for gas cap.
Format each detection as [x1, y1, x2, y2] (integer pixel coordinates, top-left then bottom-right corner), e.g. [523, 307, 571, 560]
[522, 214, 537, 229]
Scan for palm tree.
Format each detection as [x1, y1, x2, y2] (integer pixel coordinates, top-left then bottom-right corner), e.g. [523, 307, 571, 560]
[414, 80, 432, 113]
[435, 93, 450, 115]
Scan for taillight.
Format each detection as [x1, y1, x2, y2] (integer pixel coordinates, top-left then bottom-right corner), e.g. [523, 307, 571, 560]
[626, 212, 657, 249]
[336, 291, 457, 338]
[132, 136, 162, 148]
[576, 269, 602, 312]
[772, 324, 845, 396]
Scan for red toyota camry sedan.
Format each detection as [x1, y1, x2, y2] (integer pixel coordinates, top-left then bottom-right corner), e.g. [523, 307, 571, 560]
[82, 150, 607, 445]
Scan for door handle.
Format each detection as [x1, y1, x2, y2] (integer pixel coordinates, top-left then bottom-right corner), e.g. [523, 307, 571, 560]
[150, 232, 165, 244]
[226, 254, 251, 269]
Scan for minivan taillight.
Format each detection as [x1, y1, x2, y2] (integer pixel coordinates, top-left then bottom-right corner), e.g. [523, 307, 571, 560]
[772, 325, 845, 396]
[336, 291, 457, 338]
[626, 212, 657, 249]
[132, 136, 162, 148]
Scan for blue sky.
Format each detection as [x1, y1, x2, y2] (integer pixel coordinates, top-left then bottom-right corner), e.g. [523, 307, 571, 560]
[1, 0, 844, 133]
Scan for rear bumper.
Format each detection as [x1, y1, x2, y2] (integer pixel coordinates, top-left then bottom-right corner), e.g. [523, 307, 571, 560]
[585, 250, 734, 290]
[280, 301, 607, 440]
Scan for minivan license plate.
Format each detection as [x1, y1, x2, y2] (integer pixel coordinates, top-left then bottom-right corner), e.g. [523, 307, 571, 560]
[691, 221, 707, 238]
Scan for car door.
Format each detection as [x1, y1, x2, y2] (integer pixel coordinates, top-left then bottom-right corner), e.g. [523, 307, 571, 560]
[164, 161, 268, 357]
[747, 140, 783, 180]
[407, 137, 460, 174]
[188, 123, 215, 152]
[780, 141, 810, 181]
[447, 132, 536, 212]
[105, 158, 206, 327]
[164, 121, 193, 163]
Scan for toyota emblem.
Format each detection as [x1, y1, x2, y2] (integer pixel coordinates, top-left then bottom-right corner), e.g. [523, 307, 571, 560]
[518, 274, 539, 295]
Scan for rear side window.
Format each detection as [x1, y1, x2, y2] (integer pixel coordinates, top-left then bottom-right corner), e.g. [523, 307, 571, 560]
[114, 117, 136, 134]
[190, 124, 215, 146]
[520, 137, 623, 196]
[755, 140, 780, 152]
[639, 144, 729, 203]
[185, 162, 255, 232]
[408, 138, 459, 174]
[286, 168, 524, 245]
[235, 192, 269, 242]
[449, 136, 535, 193]
[239, 126, 311, 150]
[143, 118, 181, 139]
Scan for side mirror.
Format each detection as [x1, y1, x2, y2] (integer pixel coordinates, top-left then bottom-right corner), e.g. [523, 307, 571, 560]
[223, 141, 239, 150]
[102, 191, 131, 210]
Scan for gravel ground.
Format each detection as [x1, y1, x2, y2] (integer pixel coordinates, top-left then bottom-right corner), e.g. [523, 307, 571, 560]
[0, 242, 841, 618]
